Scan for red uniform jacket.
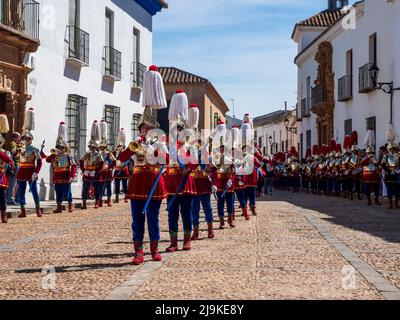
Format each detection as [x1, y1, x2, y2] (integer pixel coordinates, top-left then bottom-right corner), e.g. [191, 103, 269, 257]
[211, 167, 235, 193]
[16, 144, 42, 182]
[46, 153, 77, 184]
[0, 151, 14, 189]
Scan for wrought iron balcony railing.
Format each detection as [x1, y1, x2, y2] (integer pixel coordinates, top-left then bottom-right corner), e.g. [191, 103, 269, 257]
[301, 98, 311, 118]
[131, 61, 146, 88]
[338, 75, 353, 101]
[359, 63, 375, 93]
[311, 85, 328, 108]
[67, 26, 89, 66]
[0, 0, 40, 41]
[104, 46, 122, 80]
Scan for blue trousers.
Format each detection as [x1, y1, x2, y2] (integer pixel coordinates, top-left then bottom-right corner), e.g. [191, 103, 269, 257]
[55, 183, 72, 204]
[131, 200, 162, 242]
[245, 187, 256, 207]
[235, 189, 247, 209]
[6, 171, 17, 203]
[115, 179, 128, 195]
[167, 195, 193, 233]
[191, 194, 213, 226]
[103, 181, 112, 198]
[18, 180, 40, 207]
[386, 182, 399, 199]
[217, 192, 235, 217]
[0, 188, 6, 211]
[82, 181, 103, 200]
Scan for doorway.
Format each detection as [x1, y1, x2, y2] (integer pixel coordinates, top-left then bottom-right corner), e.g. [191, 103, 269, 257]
[0, 93, 6, 114]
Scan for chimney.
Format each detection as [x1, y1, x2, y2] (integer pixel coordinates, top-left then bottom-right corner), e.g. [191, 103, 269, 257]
[328, 0, 349, 10]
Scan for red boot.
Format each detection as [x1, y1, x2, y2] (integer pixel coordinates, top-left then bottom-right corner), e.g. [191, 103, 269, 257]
[250, 206, 257, 216]
[150, 241, 162, 262]
[53, 204, 62, 214]
[228, 215, 235, 228]
[242, 208, 250, 221]
[68, 203, 74, 213]
[94, 200, 99, 209]
[114, 195, 119, 204]
[132, 242, 145, 265]
[99, 200, 103, 208]
[81, 200, 87, 210]
[18, 208, 27, 218]
[219, 216, 225, 229]
[191, 225, 199, 241]
[166, 232, 179, 252]
[1, 211, 7, 224]
[107, 197, 112, 207]
[207, 223, 215, 239]
[36, 206, 43, 218]
[183, 231, 191, 251]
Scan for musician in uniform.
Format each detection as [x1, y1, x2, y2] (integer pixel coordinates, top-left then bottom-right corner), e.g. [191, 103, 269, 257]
[119, 65, 168, 265]
[0, 114, 15, 223]
[79, 121, 104, 210]
[16, 108, 44, 218]
[288, 147, 300, 194]
[340, 136, 353, 199]
[347, 132, 363, 201]
[114, 129, 129, 204]
[381, 142, 400, 209]
[6, 132, 21, 205]
[46, 122, 77, 213]
[332, 144, 343, 197]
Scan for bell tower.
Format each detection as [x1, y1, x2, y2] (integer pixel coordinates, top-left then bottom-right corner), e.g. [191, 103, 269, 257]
[328, 0, 349, 10]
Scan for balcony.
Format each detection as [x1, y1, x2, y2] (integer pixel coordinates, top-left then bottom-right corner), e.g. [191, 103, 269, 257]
[338, 75, 353, 101]
[103, 46, 122, 81]
[0, 0, 39, 42]
[131, 62, 146, 89]
[67, 26, 89, 66]
[359, 63, 375, 93]
[311, 85, 328, 109]
[301, 98, 311, 118]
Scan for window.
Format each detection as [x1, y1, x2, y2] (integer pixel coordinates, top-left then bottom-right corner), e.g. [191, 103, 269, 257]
[306, 130, 311, 149]
[131, 113, 141, 140]
[369, 33, 377, 64]
[69, 0, 79, 27]
[66, 94, 87, 159]
[300, 133, 304, 159]
[366, 116, 376, 144]
[344, 119, 352, 136]
[104, 105, 120, 149]
[213, 113, 219, 129]
[131, 28, 145, 87]
[105, 9, 114, 47]
[133, 28, 140, 64]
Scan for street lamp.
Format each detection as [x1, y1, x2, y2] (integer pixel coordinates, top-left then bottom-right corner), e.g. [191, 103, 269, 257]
[284, 118, 297, 134]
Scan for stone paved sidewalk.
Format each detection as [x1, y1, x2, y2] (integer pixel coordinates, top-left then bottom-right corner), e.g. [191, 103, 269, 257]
[0, 191, 399, 300]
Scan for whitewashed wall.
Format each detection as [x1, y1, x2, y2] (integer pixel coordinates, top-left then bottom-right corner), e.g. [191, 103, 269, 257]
[26, 0, 154, 199]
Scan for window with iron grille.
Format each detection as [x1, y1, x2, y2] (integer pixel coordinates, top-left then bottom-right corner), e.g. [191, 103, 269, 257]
[131, 113, 141, 140]
[344, 119, 352, 136]
[306, 130, 311, 149]
[300, 133, 304, 159]
[104, 105, 120, 150]
[366, 116, 376, 145]
[66, 94, 87, 159]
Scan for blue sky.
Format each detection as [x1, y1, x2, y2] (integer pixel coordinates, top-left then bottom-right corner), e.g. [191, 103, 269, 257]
[152, 0, 352, 118]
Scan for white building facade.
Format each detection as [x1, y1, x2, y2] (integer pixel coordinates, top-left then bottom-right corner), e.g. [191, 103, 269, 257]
[26, 0, 167, 199]
[254, 110, 299, 157]
[294, 0, 400, 159]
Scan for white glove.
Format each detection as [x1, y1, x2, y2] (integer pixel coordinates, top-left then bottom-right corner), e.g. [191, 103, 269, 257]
[83, 170, 90, 176]
[227, 179, 233, 189]
[90, 171, 96, 177]
[31, 173, 38, 181]
[211, 185, 218, 194]
[69, 177, 74, 183]
[239, 181, 245, 187]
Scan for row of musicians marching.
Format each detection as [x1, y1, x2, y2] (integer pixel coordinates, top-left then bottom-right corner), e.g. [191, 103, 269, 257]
[274, 130, 400, 209]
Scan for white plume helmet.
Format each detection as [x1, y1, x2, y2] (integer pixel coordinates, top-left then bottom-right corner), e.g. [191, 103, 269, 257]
[0, 113, 10, 134]
[213, 119, 227, 145]
[56, 121, 68, 148]
[386, 123, 396, 144]
[90, 120, 100, 141]
[231, 126, 241, 148]
[100, 120, 107, 141]
[241, 121, 254, 142]
[187, 104, 200, 130]
[117, 128, 126, 147]
[243, 114, 253, 130]
[169, 90, 188, 122]
[363, 129, 375, 148]
[23, 108, 35, 132]
[142, 65, 167, 110]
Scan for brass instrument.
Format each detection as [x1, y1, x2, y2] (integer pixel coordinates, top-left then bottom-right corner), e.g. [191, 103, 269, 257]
[51, 148, 59, 155]
[129, 141, 142, 153]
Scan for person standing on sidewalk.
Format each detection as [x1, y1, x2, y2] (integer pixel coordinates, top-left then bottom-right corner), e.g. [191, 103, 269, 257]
[114, 129, 129, 204]
[263, 156, 275, 196]
[46, 122, 77, 214]
[79, 121, 104, 210]
[0, 114, 15, 224]
[6, 132, 21, 205]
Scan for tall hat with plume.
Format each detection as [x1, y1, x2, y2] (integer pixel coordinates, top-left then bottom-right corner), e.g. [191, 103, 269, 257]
[351, 130, 359, 152]
[343, 135, 352, 153]
[335, 143, 343, 156]
[231, 125, 241, 149]
[312, 145, 320, 158]
[138, 106, 160, 130]
[243, 114, 253, 130]
[386, 123, 397, 150]
[187, 104, 199, 130]
[55, 121, 68, 149]
[169, 90, 188, 123]
[117, 128, 126, 147]
[0, 113, 10, 147]
[290, 146, 298, 159]
[241, 118, 254, 144]
[305, 147, 312, 160]
[142, 65, 167, 110]
[88, 120, 100, 147]
[213, 119, 227, 145]
[329, 139, 337, 153]
[99, 119, 108, 148]
[364, 129, 376, 154]
[22, 108, 35, 140]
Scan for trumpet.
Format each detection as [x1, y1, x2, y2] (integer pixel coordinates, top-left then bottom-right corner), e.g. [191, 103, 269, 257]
[51, 148, 59, 155]
[129, 141, 142, 153]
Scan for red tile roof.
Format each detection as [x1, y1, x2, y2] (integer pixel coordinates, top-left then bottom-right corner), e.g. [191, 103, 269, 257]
[297, 10, 345, 28]
[158, 67, 209, 84]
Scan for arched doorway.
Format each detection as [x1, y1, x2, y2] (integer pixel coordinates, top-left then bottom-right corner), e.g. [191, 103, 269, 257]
[311, 41, 335, 146]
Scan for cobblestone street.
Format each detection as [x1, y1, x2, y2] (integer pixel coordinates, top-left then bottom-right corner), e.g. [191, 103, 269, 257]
[0, 191, 399, 300]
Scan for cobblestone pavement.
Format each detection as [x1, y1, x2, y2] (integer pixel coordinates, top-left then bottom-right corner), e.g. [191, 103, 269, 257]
[0, 191, 399, 300]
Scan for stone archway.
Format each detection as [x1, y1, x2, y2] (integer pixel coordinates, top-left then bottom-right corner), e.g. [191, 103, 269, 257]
[312, 41, 335, 146]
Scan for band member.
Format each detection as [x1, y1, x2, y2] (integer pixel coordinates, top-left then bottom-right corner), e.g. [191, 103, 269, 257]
[340, 136, 353, 199]
[80, 121, 104, 210]
[381, 142, 399, 209]
[310, 145, 319, 194]
[165, 90, 197, 252]
[288, 147, 300, 193]
[16, 108, 44, 218]
[6, 132, 21, 205]
[332, 144, 343, 196]
[98, 120, 116, 208]
[348, 131, 362, 201]
[46, 122, 77, 213]
[119, 65, 168, 265]
[114, 128, 129, 203]
[303, 148, 313, 194]
[361, 130, 381, 206]
[0, 114, 15, 223]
